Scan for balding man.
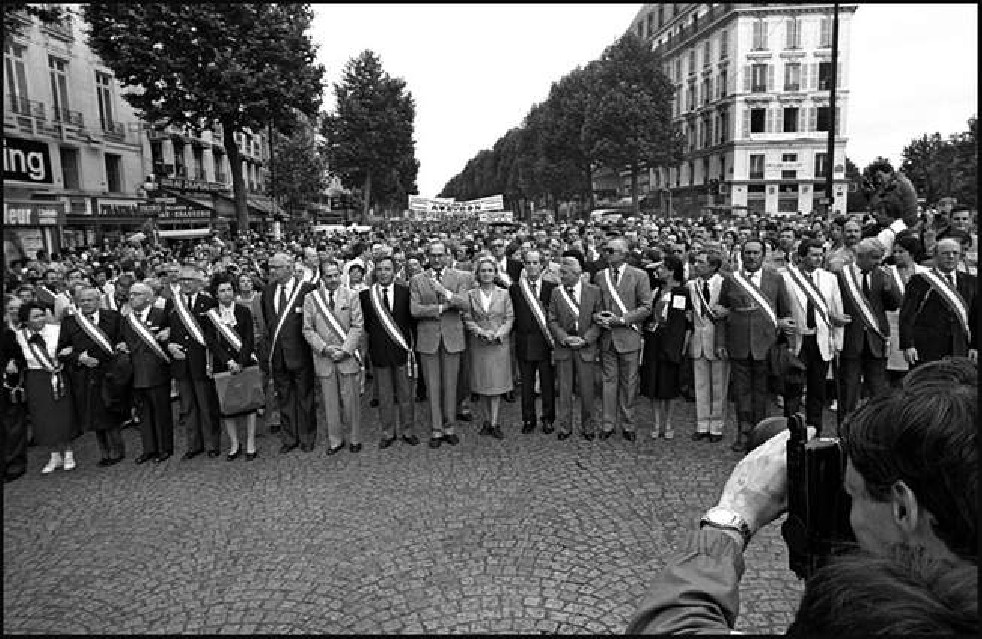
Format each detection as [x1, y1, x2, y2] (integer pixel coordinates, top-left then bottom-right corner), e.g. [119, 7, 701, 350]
[593, 237, 652, 441]
[900, 238, 978, 368]
[837, 238, 902, 417]
[300, 247, 321, 286]
[262, 252, 318, 454]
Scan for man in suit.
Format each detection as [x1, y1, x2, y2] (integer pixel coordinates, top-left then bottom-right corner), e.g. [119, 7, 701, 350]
[118, 282, 174, 464]
[303, 261, 363, 454]
[593, 237, 653, 441]
[836, 238, 902, 418]
[548, 256, 602, 441]
[782, 239, 850, 434]
[361, 255, 419, 448]
[57, 286, 125, 466]
[713, 239, 795, 452]
[167, 266, 220, 459]
[441, 246, 476, 423]
[687, 250, 729, 443]
[490, 238, 523, 289]
[262, 252, 318, 454]
[510, 250, 557, 434]
[901, 238, 978, 367]
[410, 240, 472, 448]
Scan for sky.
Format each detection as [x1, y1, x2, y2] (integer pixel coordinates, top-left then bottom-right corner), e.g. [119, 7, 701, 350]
[311, 3, 978, 198]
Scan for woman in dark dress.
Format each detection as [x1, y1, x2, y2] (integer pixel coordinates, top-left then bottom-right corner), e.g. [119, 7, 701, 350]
[206, 273, 258, 460]
[640, 255, 691, 440]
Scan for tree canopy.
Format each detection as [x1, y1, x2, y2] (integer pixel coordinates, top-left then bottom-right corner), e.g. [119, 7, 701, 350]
[900, 116, 976, 208]
[83, 3, 325, 231]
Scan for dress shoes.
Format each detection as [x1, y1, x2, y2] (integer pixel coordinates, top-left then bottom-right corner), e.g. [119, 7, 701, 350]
[623, 431, 637, 442]
[691, 432, 709, 441]
[182, 449, 203, 461]
[490, 426, 504, 440]
[135, 453, 156, 465]
[444, 433, 460, 446]
[428, 436, 442, 448]
[541, 422, 555, 435]
[325, 442, 345, 456]
[504, 391, 516, 403]
[581, 432, 596, 441]
[299, 443, 314, 453]
[227, 448, 241, 461]
[155, 452, 172, 463]
[521, 423, 535, 434]
[402, 434, 420, 446]
[349, 443, 363, 453]
[207, 449, 220, 458]
[245, 450, 258, 461]
[369, 398, 379, 407]
[730, 439, 746, 453]
[98, 458, 114, 467]
[557, 431, 571, 441]
[599, 430, 613, 441]
[663, 430, 674, 440]
[479, 421, 492, 436]
[268, 424, 281, 434]
[278, 443, 298, 455]
[708, 435, 723, 443]
[456, 409, 473, 422]
[379, 437, 395, 449]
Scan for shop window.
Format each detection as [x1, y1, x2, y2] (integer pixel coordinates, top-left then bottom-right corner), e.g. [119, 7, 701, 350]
[749, 154, 765, 180]
[60, 147, 80, 189]
[105, 153, 122, 192]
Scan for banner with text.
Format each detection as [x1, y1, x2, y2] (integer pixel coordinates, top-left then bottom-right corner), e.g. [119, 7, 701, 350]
[408, 194, 505, 215]
[478, 211, 514, 223]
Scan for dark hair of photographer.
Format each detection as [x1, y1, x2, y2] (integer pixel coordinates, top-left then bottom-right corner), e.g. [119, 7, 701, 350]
[787, 546, 978, 636]
[894, 231, 924, 263]
[661, 254, 684, 284]
[842, 379, 977, 563]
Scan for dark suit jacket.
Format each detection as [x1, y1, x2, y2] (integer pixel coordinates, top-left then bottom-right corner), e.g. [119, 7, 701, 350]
[716, 268, 792, 361]
[899, 270, 978, 361]
[493, 257, 524, 288]
[121, 307, 171, 389]
[360, 283, 415, 367]
[262, 277, 317, 372]
[510, 279, 557, 361]
[56, 310, 121, 372]
[205, 304, 256, 374]
[167, 292, 218, 380]
[838, 266, 901, 359]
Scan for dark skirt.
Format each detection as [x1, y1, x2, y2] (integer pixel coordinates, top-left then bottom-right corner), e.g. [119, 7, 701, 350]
[640, 332, 681, 400]
[25, 369, 77, 446]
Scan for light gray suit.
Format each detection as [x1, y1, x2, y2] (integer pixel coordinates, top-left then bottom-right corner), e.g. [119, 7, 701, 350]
[688, 273, 729, 436]
[548, 282, 602, 435]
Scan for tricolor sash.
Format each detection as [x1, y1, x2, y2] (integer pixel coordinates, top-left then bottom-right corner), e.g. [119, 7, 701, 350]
[519, 277, 555, 349]
[173, 294, 207, 346]
[20, 329, 66, 399]
[310, 288, 363, 367]
[127, 313, 170, 362]
[887, 265, 906, 297]
[496, 267, 513, 288]
[557, 286, 580, 333]
[369, 284, 415, 377]
[840, 266, 885, 339]
[785, 266, 830, 328]
[205, 308, 243, 353]
[603, 268, 640, 332]
[730, 271, 778, 328]
[268, 280, 304, 369]
[921, 270, 971, 340]
[103, 293, 118, 311]
[75, 312, 115, 356]
[689, 279, 718, 322]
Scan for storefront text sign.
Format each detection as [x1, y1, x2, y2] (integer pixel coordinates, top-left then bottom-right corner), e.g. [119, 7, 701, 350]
[3, 136, 53, 184]
[4, 202, 66, 225]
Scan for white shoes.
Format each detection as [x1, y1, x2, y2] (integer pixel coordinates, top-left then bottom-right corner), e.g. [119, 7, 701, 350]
[63, 451, 76, 471]
[42, 453, 63, 474]
[663, 429, 675, 440]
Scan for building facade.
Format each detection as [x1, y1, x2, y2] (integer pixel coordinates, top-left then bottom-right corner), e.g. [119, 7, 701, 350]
[626, 2, 856, 218]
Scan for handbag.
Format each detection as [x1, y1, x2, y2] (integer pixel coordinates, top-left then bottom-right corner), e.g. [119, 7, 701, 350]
[212, 365, 264, 417]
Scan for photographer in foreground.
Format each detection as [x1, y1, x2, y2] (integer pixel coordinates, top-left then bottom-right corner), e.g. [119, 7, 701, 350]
[627, 357, 977, 634]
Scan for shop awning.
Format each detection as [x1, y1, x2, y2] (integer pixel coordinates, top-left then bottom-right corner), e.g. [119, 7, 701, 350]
[158, 228, 211, 239]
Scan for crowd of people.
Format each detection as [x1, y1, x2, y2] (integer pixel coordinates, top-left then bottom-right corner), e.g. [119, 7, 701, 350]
[2, 170, 977, 484]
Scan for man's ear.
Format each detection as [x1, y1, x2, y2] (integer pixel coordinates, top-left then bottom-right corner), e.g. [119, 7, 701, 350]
[889, 480, 926, 535]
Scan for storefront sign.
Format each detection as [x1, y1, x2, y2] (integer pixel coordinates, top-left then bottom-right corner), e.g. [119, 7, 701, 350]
[158, 205, 211, 219]
[4, 202, 66, 226]
[99, 203, 145, 217]
[158, 177, 229, 193]
[3, 136, 53, 184]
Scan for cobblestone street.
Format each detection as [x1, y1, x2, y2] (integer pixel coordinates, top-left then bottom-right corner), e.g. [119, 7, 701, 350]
[4, 395, 804, 634]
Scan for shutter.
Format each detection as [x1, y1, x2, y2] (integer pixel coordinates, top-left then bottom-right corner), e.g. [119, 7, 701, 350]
[786, 19, 794, 49]
[743, 65, 751, 92]
[835, 107, 842, 135]
[729, 67, 735, 94]
[707, 77, 713, 103]
[767, 64, 775, 92]
[761, 19, 768, 49]
[799, 107, 806, 133]
[808, 106, 817, 132]
[766, 108, 774, 133]
[836, 62, 843, 88]
[743, 109, 751, 138]
[820, 17, 830, 47]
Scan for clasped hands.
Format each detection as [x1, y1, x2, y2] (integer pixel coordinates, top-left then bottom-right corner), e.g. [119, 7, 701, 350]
[320, 344, 350, 362]
[474, 328, 502, 344]
[593, 311, 625, 329]
[563, 335, 586, 349]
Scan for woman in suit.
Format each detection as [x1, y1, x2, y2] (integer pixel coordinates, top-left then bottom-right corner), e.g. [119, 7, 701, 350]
[640, 255, 691, 440]
[463, 255, 514, 439]
[207, 273, 258, 461]
[236, 272, 277, 430]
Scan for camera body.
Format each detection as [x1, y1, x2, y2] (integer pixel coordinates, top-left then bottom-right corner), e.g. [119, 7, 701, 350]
[781, 413, 856, 580]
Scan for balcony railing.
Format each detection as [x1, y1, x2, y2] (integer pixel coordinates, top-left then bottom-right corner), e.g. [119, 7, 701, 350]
[53, 108, 84, 127]
[101, 120, 127, 140]
[215, 171, 228, 183]
[784, 83, 801, 92]
[6, 95, 46, 120]
[192, 169, 207, 181]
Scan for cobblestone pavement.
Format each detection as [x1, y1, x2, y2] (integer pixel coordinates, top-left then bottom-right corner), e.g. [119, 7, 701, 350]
[4, 391, 806, 634]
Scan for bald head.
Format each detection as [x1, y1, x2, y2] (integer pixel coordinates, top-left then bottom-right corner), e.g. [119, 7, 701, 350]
[268, 252, 295, 284]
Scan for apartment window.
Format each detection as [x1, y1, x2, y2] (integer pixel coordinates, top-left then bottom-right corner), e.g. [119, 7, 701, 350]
[689, 161, 696, 186]
[720, 29, 728, 59]
[675, 57, 682, 81]
[173, 141, 186, 176]
[689, 49, 696, 75]
[783, 107, 799, 132]
[658, 5, 664, 28]
[704, 116, 713, 147]
[4, 43, 29, 107]
[752, 18, 768, 50]
[638, 21, 644, 38]
[49, 56, 70, 121]
[692, 11, 698, 30]
[60, 147, 80, 189]
[815, 152, 828, 178]
[782, 153, 798, 163]
[718, 108, 729, 142]
[749, 154, 765, 180]
[785, 18, 801, 49]
[702, 77, 711, 105]
[105, 154, 122, 192]
[818, 62, 834, 90]
[193, 147, 205, 181]
[647, 13, 654, 37]
[95, 71, 115, 131]
[784, 63, 801, 91]
[751, 64, 768, 93]
[817, 106, 831, 132]
[719, 68, 728, 98]
[687, 81, 696, 111]
[703, 40, 711, 67]
[819, 16, 832, 47]
[703, 157, 711, 185]
[781, 169, 797, 180]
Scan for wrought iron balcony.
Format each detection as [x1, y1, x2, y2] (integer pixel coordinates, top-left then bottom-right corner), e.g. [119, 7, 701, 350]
[6, 95, 46, 120]
[54, 108, 84, 127]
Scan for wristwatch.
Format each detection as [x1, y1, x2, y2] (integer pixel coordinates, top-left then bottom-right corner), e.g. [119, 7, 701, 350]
[700, 506, 752, 547]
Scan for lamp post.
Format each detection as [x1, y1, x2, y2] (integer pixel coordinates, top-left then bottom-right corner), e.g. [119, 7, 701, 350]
[824, 2, 840, 218]
[143, 176, 163, 245]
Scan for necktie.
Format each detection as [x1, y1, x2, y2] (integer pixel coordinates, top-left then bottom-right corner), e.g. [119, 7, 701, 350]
[278, 285, 287, 313]
[862, 272, 871, 299]
[701, 279, 711, 317]
[328, 290, 335, 311]
[948, 272, 957, 289]
[613, 266, 620, 286]
[384, 286, 391, 310]
[805, 272, 816, 329]
[565, 287, 575, 303]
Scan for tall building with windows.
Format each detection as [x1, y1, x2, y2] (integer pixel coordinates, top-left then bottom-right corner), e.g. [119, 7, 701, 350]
[627, 3, 856, 217]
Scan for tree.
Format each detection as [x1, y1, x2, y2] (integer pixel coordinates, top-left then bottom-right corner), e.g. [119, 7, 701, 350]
[322, 50, 417, 220]
[900, 133, 951, 204]
[582, 34, 682, 215]
[3, 3, 62, 37]
[949, 115, 977, 208]
[84, 4, 325, 232]
[269, 113, 329, 223]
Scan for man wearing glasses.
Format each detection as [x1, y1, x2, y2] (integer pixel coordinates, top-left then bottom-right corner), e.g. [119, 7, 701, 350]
[593, 238, 652, 441]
